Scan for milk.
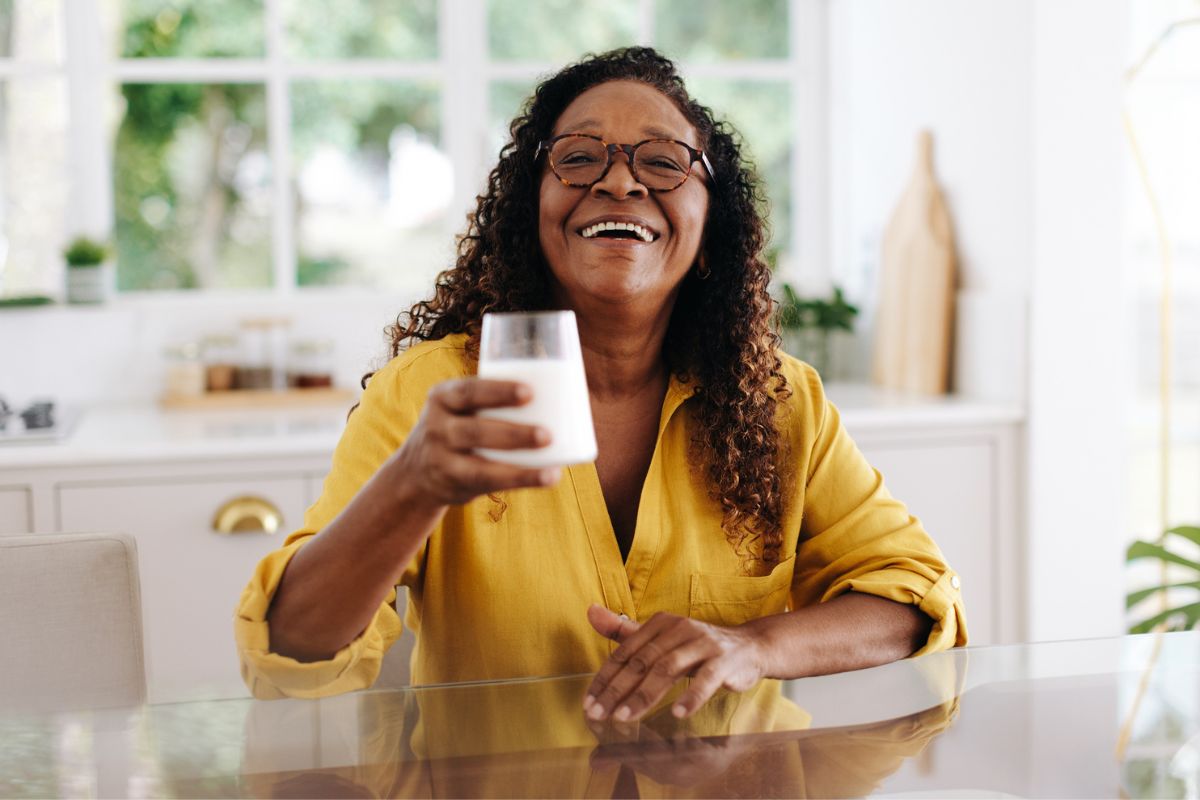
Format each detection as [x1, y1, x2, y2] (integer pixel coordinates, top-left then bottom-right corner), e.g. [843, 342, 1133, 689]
[477, 358, 597, 467]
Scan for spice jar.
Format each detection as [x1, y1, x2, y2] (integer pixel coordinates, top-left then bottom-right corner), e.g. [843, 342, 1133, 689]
[201, 333, 240, 392]
[287, 339, 335, 388]
[236, 318, 288, 390]
[163, 342, 206, 397]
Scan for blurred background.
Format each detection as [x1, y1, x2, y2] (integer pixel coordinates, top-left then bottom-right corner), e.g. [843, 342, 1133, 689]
[1, 0, 1199, 704]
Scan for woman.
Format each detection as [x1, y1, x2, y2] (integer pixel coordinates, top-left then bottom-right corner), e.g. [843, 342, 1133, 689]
[236, 47, 966, 722]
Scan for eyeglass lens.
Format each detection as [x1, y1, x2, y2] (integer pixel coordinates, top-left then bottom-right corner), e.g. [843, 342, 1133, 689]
[549, 137, 694, 190]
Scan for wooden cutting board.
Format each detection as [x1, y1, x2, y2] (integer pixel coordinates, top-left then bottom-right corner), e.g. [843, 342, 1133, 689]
[872, 130, 958, 394]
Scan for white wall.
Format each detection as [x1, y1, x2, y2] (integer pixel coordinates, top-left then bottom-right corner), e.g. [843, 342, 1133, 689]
[829, 0, 1131, 641]
[828, 0, 1034, 400]
[1026, 0, 1130, 641]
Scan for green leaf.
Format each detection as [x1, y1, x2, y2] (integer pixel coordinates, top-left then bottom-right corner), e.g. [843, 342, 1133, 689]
[1126, 581, 1200, 610]
[63, 237, 109, 266]
[782, 282, 801, 307]
[1126, 540, 1200, 573]
[1129, 601, 1200, 634]
[1166, 526, 1200, 547]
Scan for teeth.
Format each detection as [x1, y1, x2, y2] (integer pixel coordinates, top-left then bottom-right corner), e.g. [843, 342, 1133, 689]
[580, 221, 655, 242]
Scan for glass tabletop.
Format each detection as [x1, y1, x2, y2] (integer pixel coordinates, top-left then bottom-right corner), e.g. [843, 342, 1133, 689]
[1, 632, 1197, 798]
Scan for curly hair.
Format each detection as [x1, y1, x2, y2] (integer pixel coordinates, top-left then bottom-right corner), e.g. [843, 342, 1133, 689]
[372, 46, 791, 569]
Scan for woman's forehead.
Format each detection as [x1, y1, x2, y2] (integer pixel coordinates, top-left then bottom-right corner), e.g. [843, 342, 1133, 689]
[551, 80, 697, 142]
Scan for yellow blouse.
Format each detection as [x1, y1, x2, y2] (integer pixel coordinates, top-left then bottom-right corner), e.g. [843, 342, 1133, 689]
[235, 334, 967, 699]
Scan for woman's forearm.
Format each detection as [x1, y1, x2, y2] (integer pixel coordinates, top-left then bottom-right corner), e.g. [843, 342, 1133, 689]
[744, 592, 933, 679]
[265, 458, 446, 663]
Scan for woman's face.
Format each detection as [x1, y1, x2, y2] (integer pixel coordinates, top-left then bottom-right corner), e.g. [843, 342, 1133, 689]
[538, 80, 710, 314]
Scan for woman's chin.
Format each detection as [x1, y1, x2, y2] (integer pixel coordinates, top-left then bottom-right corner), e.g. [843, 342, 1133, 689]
[554, 257, 681, 306]
[572, 276, 670, 308]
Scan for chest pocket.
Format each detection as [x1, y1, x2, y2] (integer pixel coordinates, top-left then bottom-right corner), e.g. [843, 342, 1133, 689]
[688, 555, 796, 627]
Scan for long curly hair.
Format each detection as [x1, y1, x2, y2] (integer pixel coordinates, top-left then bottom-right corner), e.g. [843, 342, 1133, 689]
[373, 46, 791, 569]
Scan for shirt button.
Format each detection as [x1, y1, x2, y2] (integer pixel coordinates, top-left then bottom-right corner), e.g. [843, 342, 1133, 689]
[950, 576, 961, 590]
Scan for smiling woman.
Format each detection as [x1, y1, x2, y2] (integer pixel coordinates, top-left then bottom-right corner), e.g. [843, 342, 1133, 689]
[236, 47, 966, 721]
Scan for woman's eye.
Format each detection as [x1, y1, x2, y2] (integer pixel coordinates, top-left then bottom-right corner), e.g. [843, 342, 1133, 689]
[559, 151, 601, 165]
[646, 158, 685, 172]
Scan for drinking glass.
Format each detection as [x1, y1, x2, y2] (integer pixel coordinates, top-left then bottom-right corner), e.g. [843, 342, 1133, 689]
[477, 311, 597, 467]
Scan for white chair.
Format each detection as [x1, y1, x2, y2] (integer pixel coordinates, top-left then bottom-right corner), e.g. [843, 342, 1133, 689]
[0, 532, 146, 711]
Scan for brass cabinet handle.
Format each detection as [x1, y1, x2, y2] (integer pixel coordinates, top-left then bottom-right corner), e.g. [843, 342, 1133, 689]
[212, 495, 282, 534]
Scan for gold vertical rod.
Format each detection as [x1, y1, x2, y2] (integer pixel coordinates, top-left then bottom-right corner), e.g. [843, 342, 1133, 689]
[1111, 16, 1200, 766]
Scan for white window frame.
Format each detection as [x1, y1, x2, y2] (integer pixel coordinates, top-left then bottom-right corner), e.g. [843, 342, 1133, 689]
[58, 0, 828, 304]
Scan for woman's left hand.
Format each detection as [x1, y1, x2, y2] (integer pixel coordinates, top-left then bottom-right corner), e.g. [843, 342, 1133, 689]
[584, 604, 769, 722]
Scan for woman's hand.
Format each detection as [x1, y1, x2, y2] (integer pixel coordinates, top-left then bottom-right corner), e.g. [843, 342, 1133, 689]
[587, 718, 756, 788]
[583, 605, 768, 723]
[388, 378, 562, 507]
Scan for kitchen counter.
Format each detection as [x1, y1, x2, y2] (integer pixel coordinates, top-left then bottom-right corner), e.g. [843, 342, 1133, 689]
[0, 404, 348, 469]
[0, 385, 1023, 470]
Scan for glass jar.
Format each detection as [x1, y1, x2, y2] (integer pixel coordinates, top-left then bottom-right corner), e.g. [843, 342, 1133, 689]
[287, 339, 335, 388]
[201, 333, 240, 392]
[163, 342, 206, 397]
[236, 318, 288, 390]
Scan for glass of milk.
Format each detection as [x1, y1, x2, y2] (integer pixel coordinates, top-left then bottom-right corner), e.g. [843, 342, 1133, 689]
[476, 311, 597, 467]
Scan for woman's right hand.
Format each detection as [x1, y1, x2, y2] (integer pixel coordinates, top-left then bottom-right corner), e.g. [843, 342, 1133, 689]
[388, 378, 561, 507]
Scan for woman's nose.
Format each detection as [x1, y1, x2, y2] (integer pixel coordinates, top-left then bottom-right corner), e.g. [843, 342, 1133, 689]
[590, 152, 648, 199]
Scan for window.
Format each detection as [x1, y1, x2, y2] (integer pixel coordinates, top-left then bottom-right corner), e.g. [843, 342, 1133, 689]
[3, 0, 822, 298]
[0, 1, 67, 298]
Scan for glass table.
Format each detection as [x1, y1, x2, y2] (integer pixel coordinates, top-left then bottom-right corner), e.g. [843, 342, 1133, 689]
[1, 632, 1198, 798]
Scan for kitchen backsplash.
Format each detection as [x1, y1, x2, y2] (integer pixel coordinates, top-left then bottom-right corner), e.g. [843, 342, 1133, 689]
[1, 292, 417, 406]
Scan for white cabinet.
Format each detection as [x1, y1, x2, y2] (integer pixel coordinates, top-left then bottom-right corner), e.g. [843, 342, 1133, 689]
[0, 486, 31, 533]
[58, 473, 313, 704]
[856, 428, 1020, 646]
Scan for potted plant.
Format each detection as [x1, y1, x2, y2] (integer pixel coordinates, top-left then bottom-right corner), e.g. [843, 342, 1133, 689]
[64, 236, 112, 304]
[776, 283, 859, 377]
[1127, 525, 1200, 632]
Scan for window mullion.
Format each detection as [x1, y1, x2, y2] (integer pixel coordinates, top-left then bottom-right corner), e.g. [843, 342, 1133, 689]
[793, 0, 829, 289]
[441, 0, 489, 244]
[62, 0, 111, 241]
[263, 0, 295, 293]
[638, 0, 655, 45]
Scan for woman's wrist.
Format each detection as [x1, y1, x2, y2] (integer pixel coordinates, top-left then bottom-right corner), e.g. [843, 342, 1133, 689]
[377, 451, 449, 523]
[739, 613, 810, 680]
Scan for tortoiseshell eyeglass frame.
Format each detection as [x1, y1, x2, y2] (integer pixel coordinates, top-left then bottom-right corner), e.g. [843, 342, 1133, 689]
[534, 133, 716, 192]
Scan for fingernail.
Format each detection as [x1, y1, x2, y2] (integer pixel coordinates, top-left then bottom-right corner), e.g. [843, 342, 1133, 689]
[583, 694, 595, 710]
[540, 467, 561, 485]
[672, 704, 687, 718]
[534, 427, 552, 446]
[614, 706, 631, 722]
[587, 703, 606, 720]
[514, 383, 532, 401]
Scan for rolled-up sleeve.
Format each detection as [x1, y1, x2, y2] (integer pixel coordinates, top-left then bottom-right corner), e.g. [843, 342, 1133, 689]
[235, 540, 403, 699]
[234, 349, 447, 698]
[790, 375, 968, 656]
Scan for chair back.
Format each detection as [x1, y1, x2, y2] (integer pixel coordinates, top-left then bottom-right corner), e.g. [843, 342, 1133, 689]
[0, 532, 146, 711]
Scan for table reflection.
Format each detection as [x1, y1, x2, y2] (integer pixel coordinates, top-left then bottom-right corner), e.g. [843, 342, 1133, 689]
[232, 656, 962, 799]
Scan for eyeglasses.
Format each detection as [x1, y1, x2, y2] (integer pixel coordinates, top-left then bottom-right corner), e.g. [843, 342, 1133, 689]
[535, 134, 714, 193]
